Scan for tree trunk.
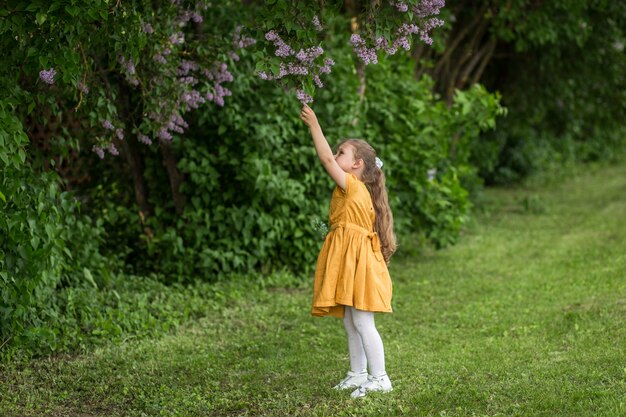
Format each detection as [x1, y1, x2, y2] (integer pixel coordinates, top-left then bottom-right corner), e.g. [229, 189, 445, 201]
[120, 138, 153, 216]
[160, 139, 186, 215]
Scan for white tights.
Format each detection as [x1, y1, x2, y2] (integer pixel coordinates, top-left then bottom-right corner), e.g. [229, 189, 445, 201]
[343, 306, 386, 377]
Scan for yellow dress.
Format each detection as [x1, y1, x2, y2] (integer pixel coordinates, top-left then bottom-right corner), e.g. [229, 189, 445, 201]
[312, 173, 393, 318]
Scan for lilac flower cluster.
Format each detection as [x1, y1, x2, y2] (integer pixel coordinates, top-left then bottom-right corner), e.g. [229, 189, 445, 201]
[108, 143, 119, 155]
[312, 15, 323, 31]
[169, 32, 185, 45]
[265, 30, 295, 57]
[39, 68, 56, 85]
[178, 10, 203, 24]
[204, 62, 234, 107]
[296, 90, 313, 104]
[417, 17, 445, 45]
[151, 112, 189, 141]
[118, 55, 139, 86]
[92, 145, 105, 159]
[138, 134, 152, 145]
[98, 119, 125, 155]
[351, 1, 445, 64]
[413, 0, 446, 19]
[229, 26, 257, 62]
[92, 10, 257, 157]
[144, 101, 191, 144]
[389, 1, 409, 12]
[92, 140, 121, 159]
[351, 34, 378, 65]
[153, 54, 167, 64]
[142, 23, 154, 34]
[260, 30, 335, 104]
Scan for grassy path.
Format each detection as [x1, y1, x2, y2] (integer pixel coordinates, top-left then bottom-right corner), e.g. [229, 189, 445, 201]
[2, 163, 625, 416]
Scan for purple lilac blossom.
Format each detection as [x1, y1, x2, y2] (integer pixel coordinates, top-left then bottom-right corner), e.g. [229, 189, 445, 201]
[102, 120, 114, 130]
[178, 60, 198, 75]
[296, 89, 313, 104]
[277, 63, 288, 79]
[115, 128, 124, 140]
[143, 23, 154, 34]
[153, 54, 167, 64]
[351, 34, 378, 65]
[182, 90, 205, 109]
[158, 128, 173, 141]
[390, 1, 409, 12]
[138, 134, 152, 145]
[180, 76, 198, 85]
[169, 32, 185, 45]
[39, 68, 56, 84]
[312, 15, 323, 31]
[287, 63, 308, 75]
[228, 26, 255, 62]
[351, 2, 445, 64]
[107, 143, 119, 156]
[413, 0, 445, 18]
[236, 27, 256, 48]
[93, 146, 105, 159]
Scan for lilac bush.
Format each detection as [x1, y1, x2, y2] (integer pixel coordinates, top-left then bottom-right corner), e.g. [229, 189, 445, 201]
[257, 2, 444, 104]
[257, 16, 336, 105]
[25, 1, 445, 158]
[351, 0, 445, 65]
[84, 4, 258, 156]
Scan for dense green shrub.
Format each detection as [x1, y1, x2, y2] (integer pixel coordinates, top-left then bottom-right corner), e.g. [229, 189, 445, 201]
[0, 102, 68, 354]
[0, 102, 120, 358]
[364, 59, 505, 246]
[109, 50, 504, 282]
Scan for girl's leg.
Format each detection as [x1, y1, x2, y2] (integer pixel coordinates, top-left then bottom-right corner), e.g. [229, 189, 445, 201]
[348, 307, 386, 377]
[343, 306, 367, 373]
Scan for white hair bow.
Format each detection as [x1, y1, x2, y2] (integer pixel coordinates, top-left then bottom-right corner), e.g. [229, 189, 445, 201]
[375, 157, 384, 169]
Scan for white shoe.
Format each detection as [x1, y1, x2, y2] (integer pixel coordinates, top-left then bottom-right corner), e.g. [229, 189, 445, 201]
[333, 370, 368, 390]
[350, 373, 393, 398]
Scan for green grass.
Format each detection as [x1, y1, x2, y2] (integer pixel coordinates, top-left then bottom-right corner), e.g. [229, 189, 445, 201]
[2, 163, 625, 416]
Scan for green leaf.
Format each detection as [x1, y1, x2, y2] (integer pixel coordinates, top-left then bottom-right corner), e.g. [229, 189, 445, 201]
[0, 190, 5, 203]
[39, 55, 49, 68]
[65, 5, 79, 17]
[36, 12, 47, 25]
[83, 268, 98, 289]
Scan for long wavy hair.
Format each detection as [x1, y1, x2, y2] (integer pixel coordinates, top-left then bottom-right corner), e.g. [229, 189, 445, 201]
[340, 139, 397, 263]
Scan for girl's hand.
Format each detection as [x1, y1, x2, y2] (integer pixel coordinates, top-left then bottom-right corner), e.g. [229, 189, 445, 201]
[300, 104, 319, 128]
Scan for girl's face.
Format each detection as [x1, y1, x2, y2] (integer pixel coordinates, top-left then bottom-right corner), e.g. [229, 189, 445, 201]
[334, 143, 360, 173]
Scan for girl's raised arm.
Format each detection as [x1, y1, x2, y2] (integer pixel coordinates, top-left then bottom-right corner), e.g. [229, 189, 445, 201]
[300, 105, 347, 190]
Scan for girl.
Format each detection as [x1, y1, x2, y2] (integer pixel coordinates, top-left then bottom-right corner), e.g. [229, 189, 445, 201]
[300, 105, 396, 399]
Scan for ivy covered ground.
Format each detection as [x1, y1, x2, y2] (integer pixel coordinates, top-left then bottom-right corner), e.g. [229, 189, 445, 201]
[1, 161, 625, 416]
